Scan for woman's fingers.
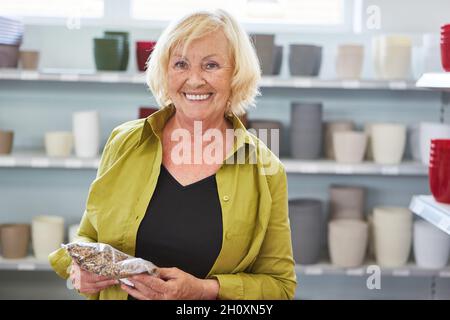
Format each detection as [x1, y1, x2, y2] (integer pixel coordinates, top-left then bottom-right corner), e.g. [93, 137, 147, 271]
[92, 279, 119, 288]
[130, 274, 168, 294]
[121, 284, 151, 300]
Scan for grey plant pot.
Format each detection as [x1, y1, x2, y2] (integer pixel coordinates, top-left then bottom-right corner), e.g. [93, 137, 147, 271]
[289, 199, 323, 264]
[251, 34, 275, 75]
[289, 44, 322, 76]
[272, 45, 283, 75]
[290, 102, 323, 159]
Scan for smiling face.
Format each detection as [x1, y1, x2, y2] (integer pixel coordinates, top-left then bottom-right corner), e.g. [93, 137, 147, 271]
[167, 30, 234, 122]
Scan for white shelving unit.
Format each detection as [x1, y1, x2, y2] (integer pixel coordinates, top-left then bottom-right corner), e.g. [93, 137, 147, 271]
[296, 262, 450, 278]
[410, 195, 450, 235]
[0, 68, 421, 91]
[0, 151, 100, 169]
[416, 73, 450, 91]
[0, 256, 51, 271]
[0, 151, 427, 175]
[282, 159, 426, 176]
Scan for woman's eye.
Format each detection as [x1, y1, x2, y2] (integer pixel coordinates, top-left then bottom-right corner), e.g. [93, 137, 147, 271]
[174, 61, 188, 69]
[205, 62, 219, 70]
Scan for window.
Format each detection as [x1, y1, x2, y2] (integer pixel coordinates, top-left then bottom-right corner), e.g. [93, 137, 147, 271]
[131, 0, 344, 26]
[0, 0, 104, 18]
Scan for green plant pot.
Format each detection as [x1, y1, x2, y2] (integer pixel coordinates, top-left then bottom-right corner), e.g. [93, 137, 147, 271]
[93, 38, 122, 71]
[104, 31, 129, 71]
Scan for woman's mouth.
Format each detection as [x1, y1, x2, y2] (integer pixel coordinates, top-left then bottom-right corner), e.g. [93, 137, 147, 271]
[183, 93, 213, 102]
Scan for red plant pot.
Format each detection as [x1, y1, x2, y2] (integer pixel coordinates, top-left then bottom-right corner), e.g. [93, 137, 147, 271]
[136, 41, 156, 72]
[429, 140, 450, 204]
[138, 106, 159, 119]
[441, 42, 450, 72]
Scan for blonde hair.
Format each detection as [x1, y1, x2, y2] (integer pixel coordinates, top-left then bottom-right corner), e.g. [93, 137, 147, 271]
[146, 9, 261, 116]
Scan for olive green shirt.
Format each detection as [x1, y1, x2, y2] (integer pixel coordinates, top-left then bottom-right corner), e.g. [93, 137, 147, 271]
[49, 104, 297, 300]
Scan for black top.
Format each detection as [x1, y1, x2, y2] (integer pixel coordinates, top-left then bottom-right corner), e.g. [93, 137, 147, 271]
[134, 164, 223, 279]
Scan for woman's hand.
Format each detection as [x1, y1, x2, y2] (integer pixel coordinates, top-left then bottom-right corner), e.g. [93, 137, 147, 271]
[121, 267, 219, 300]
[69, 262, 119, 295]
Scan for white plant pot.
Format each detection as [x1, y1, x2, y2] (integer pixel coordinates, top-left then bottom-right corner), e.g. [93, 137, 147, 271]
[45, 131, 73, 157]
[328, 219, 368, 267]
[414, 220, 450, 269]
[419, 122, 450, 165]
[32, 215, 64, 260]
[73, 110, 100, 158]
[335, 45, 364, 79]
[371, 123, 406, 165]
[373, 206, 412, 267]
[373, 35, 412, 79]
[333, 131, 367, 164]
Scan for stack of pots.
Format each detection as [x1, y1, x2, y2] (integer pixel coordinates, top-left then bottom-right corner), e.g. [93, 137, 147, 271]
[289, 199, 323, 265]
[248, 119, 283, 153]
[335, 44, 364, 79]
[418, 122, 450, 165]
[373, 35, 412, 79]
[94, 31, 129, 71]
[372, 207, 412, 267]
[251, 34, 282, 75]
[328, 185, 368, 267]
[289, 44, 322, 76]
[441, 24, 450, 72]
[0, 16, 23, 68]
[429, 139, 450, 204]
[290, 102, 322, 159]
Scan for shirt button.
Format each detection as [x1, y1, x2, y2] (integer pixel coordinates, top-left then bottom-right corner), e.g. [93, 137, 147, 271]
[225, 232, 232, 240]
[223, 195, 230, 202]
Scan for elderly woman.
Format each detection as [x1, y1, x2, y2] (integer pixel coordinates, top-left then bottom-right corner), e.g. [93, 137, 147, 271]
[49, 9, 296, 300]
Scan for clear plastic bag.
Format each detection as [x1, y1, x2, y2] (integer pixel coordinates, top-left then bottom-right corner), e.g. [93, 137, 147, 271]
[63, 242, 157, 286]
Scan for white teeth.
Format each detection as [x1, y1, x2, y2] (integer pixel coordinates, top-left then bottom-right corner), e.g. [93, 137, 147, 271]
[185, 93, 211, 101]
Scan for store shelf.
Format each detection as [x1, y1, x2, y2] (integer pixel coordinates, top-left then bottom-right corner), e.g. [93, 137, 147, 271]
[0, 151, 100, 169]
[0, 68, 421, 90]
[0, 256, 52, 271]
[281, 159, 427, 176]
[0, 152, 427, 176]
[296, 262, 450, 278]
[409, 195, 450, 235]
[416, 73, 450, 91]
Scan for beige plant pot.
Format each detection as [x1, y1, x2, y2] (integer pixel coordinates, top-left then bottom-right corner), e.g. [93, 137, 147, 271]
[45, 131, 73, 157]
[0, 224, 30, 259]
[323, 121, 354, 159]
[328, 219, 368, 267]
[333, 131, 367, 164]
[32, 215, 64, 260]
[371, 123, 406, 165]
[19, 50, 40, 70]
[335, 44, 364, 79]
[0, 130, 14, 154]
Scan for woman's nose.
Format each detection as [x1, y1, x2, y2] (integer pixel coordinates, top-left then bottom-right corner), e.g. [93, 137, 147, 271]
[186, 68, 206, 88]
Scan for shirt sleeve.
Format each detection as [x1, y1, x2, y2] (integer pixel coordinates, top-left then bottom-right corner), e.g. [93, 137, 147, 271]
[47, 127, 121, 299]
[210, 164, 297, 300]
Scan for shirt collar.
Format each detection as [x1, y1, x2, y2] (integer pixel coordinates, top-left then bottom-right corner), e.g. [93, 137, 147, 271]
[136, 104, 256, 153]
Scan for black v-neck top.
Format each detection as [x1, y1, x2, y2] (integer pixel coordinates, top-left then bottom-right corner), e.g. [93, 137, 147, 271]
[134, 165, 223, 279]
